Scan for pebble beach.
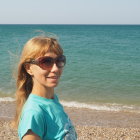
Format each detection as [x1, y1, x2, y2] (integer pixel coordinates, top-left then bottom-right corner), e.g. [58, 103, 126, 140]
[0, 101, 140, 140]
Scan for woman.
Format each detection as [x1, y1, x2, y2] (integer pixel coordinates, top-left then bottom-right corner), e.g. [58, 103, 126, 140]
[14, 36, 77, 140]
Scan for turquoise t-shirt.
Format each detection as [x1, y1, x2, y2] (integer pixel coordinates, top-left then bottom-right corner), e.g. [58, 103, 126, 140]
[18, 93, 77, 140]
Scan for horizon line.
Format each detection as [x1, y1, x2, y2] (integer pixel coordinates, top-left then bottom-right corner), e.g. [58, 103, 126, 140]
[0, 23, 140, 26]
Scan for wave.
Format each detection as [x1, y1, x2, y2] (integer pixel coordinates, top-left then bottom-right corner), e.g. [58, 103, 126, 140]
[0, 97, 140, 113]
[61, 101, 140, 113]
[0, 97, 15, 102]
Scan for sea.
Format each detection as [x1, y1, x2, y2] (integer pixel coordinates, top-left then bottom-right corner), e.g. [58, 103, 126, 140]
[0, 24, 140, 113]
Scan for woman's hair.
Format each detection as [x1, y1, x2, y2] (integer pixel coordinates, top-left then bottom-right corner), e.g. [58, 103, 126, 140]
[14, 36, 63, 128]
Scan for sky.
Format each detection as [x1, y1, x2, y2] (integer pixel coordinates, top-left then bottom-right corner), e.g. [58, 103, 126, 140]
[0, 0, 140, 24]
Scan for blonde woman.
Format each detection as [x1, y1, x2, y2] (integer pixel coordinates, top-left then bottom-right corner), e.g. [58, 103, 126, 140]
[14, 36, 77, 140]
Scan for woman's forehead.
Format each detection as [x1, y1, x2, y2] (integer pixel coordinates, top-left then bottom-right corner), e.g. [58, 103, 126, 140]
[44, 52, 58, 57]
[40, 52, 60, 58]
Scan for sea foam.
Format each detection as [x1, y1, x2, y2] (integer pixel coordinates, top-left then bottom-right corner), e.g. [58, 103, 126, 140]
[61, 101, 140, 113]
[0, 97, 139, 113]
[0, 97, 15, 102]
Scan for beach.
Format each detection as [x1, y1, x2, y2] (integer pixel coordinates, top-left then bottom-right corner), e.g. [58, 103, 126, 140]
[0, 101, 140, 140]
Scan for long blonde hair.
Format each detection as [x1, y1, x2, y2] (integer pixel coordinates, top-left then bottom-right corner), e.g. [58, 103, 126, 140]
[14, 36, 63, 128]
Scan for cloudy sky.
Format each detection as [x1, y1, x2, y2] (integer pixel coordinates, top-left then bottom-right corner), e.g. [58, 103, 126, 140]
[0, 0, 140, 24]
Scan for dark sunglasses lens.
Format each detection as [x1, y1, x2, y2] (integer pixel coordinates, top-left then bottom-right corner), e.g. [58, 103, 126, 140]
[39, 57, 54, 68]
[56, 55, 66, 68]
[38, 55, 66, 69]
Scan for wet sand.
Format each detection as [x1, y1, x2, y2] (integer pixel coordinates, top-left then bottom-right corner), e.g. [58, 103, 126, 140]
[0, 101, 140, 140]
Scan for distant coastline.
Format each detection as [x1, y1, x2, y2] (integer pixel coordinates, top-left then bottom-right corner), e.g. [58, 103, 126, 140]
[0, 24, 140, 26]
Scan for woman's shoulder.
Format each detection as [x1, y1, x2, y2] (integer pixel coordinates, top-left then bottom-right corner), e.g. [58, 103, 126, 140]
[21, 97, 45, 118]
[21, 104, 44, 120]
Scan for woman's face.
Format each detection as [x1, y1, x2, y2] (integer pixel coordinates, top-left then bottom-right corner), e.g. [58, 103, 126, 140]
[27, 52, 63, 89]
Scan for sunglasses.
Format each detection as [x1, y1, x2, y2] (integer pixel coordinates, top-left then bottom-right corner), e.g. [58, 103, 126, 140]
[28, 55, 66, 70]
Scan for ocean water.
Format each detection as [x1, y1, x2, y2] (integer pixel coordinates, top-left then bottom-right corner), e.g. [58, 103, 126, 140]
[0, 24, 140, 112]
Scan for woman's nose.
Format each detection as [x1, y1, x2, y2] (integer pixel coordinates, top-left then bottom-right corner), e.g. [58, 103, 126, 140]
[51, 63, 59, 72]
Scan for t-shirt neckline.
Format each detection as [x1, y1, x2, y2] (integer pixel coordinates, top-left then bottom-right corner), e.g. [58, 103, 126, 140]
[29, 93, 57, 102]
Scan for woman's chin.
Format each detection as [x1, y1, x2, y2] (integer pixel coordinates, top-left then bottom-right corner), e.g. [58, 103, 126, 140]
[47, 82, 59, 88]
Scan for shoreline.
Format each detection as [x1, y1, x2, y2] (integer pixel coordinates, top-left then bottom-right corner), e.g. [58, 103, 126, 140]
[0, 101, 140, 139]
[1, 97, 140, 113]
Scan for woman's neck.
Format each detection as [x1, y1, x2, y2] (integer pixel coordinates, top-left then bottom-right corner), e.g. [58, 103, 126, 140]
[31, 85, 55, 99]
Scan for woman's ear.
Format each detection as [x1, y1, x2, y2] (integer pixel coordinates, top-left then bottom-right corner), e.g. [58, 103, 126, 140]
[24, 64, 33, 76]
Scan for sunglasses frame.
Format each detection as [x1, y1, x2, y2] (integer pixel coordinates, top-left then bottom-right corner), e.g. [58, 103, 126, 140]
[27, 55, 66, 70]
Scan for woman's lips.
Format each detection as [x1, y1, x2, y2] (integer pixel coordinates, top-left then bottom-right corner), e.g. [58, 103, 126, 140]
[46, 76, 59, 79]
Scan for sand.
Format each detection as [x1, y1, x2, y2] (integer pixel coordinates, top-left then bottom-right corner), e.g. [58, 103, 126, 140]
[0, 101, 140, 140]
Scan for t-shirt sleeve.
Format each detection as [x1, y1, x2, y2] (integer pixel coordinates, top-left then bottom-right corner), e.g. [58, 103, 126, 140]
[18, 110, 45, 140]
